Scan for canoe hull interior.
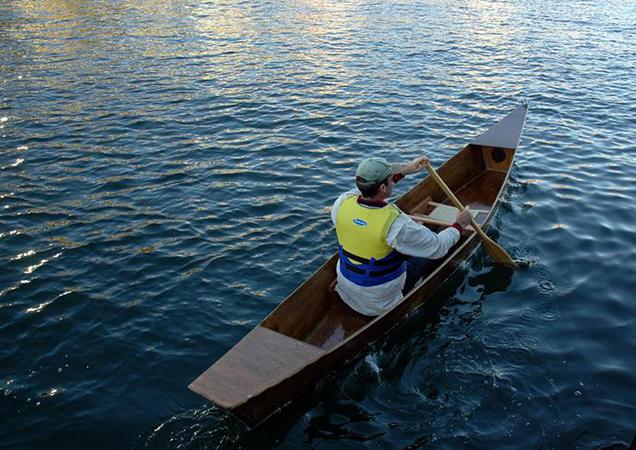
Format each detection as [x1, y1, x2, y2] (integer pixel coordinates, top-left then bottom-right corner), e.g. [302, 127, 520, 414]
[229, 229, 485, 427]
[189, 105, 527, 428]
[261, 143, 514, 346]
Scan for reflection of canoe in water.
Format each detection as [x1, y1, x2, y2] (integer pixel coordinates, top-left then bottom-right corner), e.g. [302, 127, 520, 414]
[189, 104, 528, 428]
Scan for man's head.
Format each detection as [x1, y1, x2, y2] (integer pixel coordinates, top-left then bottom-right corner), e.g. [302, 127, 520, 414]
[355, 157, 400, 199]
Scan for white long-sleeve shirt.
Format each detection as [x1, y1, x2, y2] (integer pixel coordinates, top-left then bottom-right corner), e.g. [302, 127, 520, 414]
[331, 189, 460, 316]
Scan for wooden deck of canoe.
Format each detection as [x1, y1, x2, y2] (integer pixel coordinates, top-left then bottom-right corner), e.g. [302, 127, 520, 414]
[189, 104, 528, 427]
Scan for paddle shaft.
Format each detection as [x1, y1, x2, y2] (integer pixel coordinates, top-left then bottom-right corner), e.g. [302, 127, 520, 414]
[422, 160, 517, 267]
[422, 160, 479, 228]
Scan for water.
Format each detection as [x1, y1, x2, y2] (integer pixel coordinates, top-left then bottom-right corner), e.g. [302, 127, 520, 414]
[1, 0, 635, 448]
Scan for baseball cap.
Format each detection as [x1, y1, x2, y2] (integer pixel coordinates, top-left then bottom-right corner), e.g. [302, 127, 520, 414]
[355, 157, 401, 183]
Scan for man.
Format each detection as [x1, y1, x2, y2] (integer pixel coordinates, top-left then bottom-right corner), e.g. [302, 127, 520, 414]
[331, 156, 472, 316]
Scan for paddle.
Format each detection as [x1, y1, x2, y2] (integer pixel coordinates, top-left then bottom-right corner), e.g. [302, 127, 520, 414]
[422, 160, 518, 268]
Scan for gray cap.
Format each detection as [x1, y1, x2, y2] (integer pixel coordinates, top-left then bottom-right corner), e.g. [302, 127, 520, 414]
[356, 157, 401, 183]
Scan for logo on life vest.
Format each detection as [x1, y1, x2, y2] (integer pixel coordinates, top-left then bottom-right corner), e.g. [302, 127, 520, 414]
[353, 218, 368, 227]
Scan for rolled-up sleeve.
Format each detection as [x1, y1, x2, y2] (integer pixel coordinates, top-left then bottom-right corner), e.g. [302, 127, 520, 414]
[387, 214, 460, 259]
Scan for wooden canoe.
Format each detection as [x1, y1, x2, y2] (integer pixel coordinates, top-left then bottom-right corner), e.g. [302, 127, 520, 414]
[189, 104, 528, 427]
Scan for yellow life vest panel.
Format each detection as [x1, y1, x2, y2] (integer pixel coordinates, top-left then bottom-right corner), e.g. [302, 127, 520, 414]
[335, 195, 400, 260]
[335, 195, 406, 286]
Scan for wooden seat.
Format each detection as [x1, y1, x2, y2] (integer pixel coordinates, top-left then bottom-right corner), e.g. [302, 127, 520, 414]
[409, 198, 489, 230]
[427, 202, 480, 222]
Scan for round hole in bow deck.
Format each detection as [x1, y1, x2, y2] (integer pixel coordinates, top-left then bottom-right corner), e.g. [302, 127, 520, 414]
[491, 148, 506, 163]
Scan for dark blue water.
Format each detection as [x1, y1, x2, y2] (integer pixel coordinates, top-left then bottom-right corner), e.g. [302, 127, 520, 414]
[2, 1, 635, 448]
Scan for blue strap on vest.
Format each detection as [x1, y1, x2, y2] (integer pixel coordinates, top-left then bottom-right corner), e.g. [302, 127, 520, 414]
[338, 246, 407, 287]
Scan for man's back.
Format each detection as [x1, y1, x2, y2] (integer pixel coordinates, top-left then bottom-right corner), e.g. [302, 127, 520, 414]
[331, 156, 470, 316]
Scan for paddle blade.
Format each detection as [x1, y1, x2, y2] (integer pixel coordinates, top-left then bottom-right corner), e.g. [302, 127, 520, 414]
[478, 228, 518, 268]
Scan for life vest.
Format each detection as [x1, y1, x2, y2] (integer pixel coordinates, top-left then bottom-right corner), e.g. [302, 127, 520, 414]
[335, 195, 407, 286]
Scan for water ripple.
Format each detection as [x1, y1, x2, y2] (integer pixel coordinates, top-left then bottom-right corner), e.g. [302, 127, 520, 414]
[2, 0, 636, 449]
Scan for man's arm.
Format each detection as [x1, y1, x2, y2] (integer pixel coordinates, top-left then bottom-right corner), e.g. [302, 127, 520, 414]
[390, 155, 430, 184]
[387, 211, 469, 259]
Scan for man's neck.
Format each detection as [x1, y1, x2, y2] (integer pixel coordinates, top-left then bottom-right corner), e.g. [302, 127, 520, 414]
[358, 196, 387, 207]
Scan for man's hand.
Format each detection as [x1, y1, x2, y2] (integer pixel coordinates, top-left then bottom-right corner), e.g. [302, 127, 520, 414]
[400, 156, 430, 175]
[456, 207, 471, 228]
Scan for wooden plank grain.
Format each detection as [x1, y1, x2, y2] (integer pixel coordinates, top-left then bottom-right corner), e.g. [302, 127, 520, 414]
[189, 326, 324, 408]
